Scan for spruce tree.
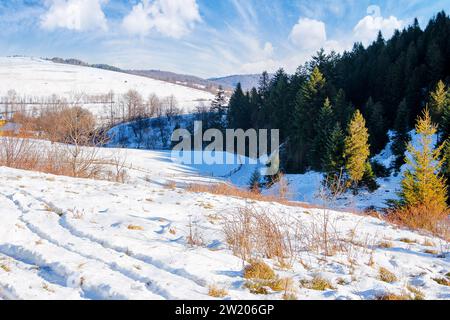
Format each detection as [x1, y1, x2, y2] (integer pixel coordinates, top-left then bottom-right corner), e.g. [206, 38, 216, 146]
[400, 108, 447, 215]
[312, 98, 335, 170]
[248, 169, 262, 193]
[322, 124, 346, 192]
[210, 86, 227, 130]
[392, 99, 411, 170]
[292, 67, 326, 171]
[344, 110, 371, 187]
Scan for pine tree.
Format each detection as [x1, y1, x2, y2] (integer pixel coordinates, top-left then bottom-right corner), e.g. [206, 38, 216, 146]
[344, 110, 371, 187]
[400, 108, 447, 214]
[429, 80, 448, 125]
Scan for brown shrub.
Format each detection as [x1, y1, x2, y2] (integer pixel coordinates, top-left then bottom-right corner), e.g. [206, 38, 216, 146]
[387, 203, 449, 236]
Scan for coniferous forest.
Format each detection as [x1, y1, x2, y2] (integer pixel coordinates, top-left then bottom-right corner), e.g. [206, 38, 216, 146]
[226, 11, 450, 195]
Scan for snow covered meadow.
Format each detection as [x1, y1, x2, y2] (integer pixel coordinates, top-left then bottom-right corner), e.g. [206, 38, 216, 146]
[0, 58, 449, 300]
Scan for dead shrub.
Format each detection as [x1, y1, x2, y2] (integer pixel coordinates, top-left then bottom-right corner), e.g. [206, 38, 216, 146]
[186, 217, 203, 247]
[223, 206, 294, 261]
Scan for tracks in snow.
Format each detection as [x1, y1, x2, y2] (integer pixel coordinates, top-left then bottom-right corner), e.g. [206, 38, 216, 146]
[0, 187, 208, 300]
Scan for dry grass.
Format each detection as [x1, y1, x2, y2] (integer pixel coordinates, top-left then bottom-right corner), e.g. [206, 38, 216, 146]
[282, 292, 298, 300]
[407, 285, 425, 300]
[0, 264, 11, 272]
[423, 249, 438, 255]
[378, 267, 398, 283]
[164, 180, 177, 190]
[399, 238, 417, 244]
[300, 276, 335, 291]
[208, 285, 228, 298]
[186, 183, 314, 209]
[433, 277, 450, 286]
[387, 204, 449, 238]
[378, 241, 393, 248]
[243, 261, 276, 280]
[127, 224, 144, 231]
[242, 260, 294, 295]
[375, 292, 412, 300]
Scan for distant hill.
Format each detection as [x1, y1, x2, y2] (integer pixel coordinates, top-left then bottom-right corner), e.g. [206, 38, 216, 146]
[126, 69, 232, 94]
[209, 74, 264, 92]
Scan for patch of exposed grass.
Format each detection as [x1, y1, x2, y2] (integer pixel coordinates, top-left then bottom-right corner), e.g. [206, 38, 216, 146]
[423, 249, 438, 255]
[300, 276, 335, 291]
[378, 267, 398, 283]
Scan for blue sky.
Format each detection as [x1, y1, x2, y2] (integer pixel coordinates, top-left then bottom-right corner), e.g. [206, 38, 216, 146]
[0, 0, 449, 78]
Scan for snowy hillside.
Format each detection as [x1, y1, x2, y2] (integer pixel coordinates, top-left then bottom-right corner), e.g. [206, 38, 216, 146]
[0, 57, 214, 113]
[0, 159, 449, 300]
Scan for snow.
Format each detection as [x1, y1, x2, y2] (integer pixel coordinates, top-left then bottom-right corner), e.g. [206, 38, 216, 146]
[0, 143, 449, 300]
[0, 57, 214, 116]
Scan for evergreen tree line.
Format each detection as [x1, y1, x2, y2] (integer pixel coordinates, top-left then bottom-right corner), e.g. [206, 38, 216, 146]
[224, 11, 450, 192]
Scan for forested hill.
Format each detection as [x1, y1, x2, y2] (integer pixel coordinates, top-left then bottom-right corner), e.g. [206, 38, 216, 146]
[226, 11, 450, 175]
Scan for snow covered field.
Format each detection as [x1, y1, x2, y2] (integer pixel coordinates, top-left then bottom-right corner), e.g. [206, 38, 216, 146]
[0, 57, 214, 116]
[0, 145, 449, 300]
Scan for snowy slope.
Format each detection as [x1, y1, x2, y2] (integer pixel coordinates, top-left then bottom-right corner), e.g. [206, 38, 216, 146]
[0, 164, 448, 300]
[0, 57, 214, 112]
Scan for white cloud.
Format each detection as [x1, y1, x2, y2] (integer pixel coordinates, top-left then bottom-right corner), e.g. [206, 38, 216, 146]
[41, 0, 108, 31]
[353, 5, 403, 46]
[122, 0, 201, 38]
[289, 18, 327, 50]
